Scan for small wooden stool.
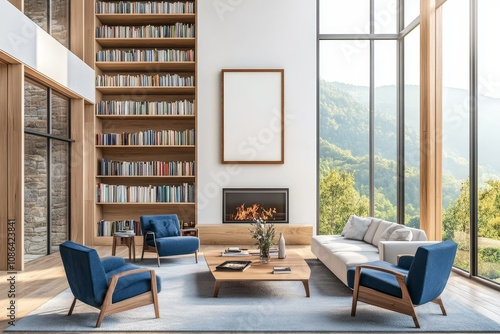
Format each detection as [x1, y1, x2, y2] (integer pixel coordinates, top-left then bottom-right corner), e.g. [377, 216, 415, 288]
[112, 235, 136, 262]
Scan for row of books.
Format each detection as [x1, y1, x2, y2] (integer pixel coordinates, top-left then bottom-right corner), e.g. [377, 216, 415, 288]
[96, 23, 195, 38]
[96, 183, 195, 203]
[95, 99, 194, 116]
[95, 129, 195, 145]
[99, 158, 195, 176]
[97, 219, 142, 237]
[95, 1, 195, 14]
[96, 74, 194, 87]
[96, 48, 194, 62]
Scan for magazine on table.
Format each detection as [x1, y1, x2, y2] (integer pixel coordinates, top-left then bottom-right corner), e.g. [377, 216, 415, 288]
[216, 260, 252, 271]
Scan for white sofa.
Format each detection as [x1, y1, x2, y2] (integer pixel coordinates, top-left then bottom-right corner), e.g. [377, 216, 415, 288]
[311, 216, 435, 286]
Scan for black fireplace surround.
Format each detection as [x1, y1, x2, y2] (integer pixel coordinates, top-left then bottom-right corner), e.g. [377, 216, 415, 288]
[222, 188, 289, 224]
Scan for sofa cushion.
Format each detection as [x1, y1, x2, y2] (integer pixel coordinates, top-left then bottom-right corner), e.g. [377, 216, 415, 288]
[363, 218, 381, 244]
[379, 224, 405, 242]
[343, 215, 372, 240]
[321, 238, 379, 253]
[371, 220, 396, 246]
[388, 228, 413, 241]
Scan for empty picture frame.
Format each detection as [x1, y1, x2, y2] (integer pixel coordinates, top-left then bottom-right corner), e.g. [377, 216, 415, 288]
[221, 69, 284, 164]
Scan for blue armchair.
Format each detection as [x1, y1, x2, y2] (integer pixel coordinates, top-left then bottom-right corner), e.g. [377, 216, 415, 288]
[59, 241, 161, 327]
[140, 214, 200, 267]
[347, 240, 458, 328]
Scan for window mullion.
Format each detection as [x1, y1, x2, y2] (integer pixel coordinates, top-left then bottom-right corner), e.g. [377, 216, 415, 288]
[469, 0, 479, 278]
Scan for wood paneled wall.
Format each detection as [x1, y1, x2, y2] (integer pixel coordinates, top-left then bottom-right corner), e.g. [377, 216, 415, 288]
[0, 63, 8, 271]
[7, 64, 25, 271]
[420, 0, 442, 241]
[197, 224, 313, 245]
[70, 99, 85, 243]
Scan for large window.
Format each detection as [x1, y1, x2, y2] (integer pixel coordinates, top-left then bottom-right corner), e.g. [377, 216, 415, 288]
[24, 79, 71, 259]
[441, 0, 500, 285]
[24, 0, 70, 47]
[318, 0, 419, 233]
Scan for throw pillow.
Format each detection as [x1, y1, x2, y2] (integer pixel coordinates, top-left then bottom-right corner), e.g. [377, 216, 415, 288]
[149, 220, 180, 238]
[388, 228, 413, 241]
[363, 218, 381, 244]
[343, 216, 372, 240]
[379, 224, 405, 242]
[340, 215, 354, 236]
[371, 220, 395, 245]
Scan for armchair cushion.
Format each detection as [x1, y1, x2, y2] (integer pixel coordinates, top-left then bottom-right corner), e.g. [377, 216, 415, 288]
[153, 236, 200, 256]
[347, 260, 409, 298]
[142, 214, 181, 238]
[150, 219, 180, 238]
[397, 255, 414, 270]
[101, 256, 127, 273]
[59, 241, 109, 308]
[105, 263, 162, 303]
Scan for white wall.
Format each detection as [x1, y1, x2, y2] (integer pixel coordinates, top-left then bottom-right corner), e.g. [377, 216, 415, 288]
[197, 0, 317, 231]
[0, 0, 94, 102]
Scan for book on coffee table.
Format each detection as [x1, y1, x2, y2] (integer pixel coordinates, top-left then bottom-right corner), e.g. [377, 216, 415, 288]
[216, 260, 252, 272]
[273, 266, 291, 274]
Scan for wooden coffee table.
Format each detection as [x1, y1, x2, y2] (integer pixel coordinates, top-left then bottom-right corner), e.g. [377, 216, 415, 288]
[204, 250, 311, 297]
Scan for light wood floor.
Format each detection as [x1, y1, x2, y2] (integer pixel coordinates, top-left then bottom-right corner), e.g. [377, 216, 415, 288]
[1, 244, 499, 334]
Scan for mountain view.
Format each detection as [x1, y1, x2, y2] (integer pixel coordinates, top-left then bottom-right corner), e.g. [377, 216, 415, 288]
[319, 79, 500, 282]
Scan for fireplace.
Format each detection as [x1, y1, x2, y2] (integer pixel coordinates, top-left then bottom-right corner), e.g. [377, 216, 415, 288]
[222, 188, 289, 224]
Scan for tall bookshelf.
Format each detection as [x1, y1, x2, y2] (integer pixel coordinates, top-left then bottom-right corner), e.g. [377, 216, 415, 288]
[92, 0, 197, 246]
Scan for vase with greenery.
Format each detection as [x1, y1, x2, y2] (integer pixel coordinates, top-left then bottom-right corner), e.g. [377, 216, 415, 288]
[249, 217, 276, 263]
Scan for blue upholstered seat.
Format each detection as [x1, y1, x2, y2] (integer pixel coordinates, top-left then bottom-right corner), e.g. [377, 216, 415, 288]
[59, 241, 161, 327]
[348, 240, 458, 328]
[140, 214, 200, 266]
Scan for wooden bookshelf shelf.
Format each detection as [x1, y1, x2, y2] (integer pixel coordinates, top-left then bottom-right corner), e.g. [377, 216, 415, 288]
[91, 0, 197, 246]
[97, 176, 195, 184]
[96, 13, 195, 25]
[96, 202, 195, 206]
[96, 145, 195, 149]
[96, 61, 195, 72]
[96, 37, 195, 48]
[95, 114, 195, 120]
[96, 86, 195, 95]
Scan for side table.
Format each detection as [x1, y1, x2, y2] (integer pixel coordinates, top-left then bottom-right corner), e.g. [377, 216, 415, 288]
[112, 235, 136, 262]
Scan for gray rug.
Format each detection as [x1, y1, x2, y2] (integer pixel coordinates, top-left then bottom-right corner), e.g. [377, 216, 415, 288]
[6, 256, 500, 332]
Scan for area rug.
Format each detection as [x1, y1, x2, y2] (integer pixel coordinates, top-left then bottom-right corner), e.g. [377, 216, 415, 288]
[6, 256, 500, 332]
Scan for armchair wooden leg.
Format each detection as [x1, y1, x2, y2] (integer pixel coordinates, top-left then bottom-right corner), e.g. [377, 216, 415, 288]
[141, 245, 145, 261]
[156, 251, 161, 267]
[433, 296, 447, 315]
[68, 297, 77, 316]
[150, 271, 160, 319]
[351, 267, 361, 316]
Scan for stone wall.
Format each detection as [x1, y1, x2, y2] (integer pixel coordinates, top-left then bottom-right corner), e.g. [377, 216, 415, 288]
[24, 81, 70, 255]
[24, 0, 69, 47]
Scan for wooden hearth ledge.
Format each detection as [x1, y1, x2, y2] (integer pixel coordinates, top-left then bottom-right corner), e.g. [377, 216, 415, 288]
[196, 224, 312, 245]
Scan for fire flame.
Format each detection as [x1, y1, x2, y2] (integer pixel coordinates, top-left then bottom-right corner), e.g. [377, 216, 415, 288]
[230, 203, 277, 221]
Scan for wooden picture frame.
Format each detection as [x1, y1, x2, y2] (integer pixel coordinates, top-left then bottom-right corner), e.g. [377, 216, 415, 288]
[221, 69, 284, 164]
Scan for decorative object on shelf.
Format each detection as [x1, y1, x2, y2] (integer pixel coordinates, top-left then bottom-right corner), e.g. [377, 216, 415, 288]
[221, 69, 284, 164]
[249, 217, 276, 263]
[278, 232, 286, 259]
